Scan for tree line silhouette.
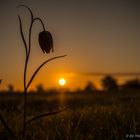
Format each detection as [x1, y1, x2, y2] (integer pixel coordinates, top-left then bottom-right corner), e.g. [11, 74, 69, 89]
[1, 75, 140, 94]
[84, 75, 140, 93]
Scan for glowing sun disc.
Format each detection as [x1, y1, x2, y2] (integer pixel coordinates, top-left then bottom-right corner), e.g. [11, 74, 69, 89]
[59, 78, 66, 86]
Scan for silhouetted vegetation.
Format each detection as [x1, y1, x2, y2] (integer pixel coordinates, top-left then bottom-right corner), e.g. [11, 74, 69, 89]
[1, 77, 140, 95]
[36, 84, 45, 93]
[0, 77, 140, 139]
[0, 89, 140, 140]
[121, 78, 140, 90]
[101, 75, 118, 91]
[7, 84, 14, 93]
[0, 3, 140, 139]
[83, 81, 97, 93]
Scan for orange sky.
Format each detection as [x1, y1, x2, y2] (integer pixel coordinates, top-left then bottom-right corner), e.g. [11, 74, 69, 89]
[0, 0, 140, 91]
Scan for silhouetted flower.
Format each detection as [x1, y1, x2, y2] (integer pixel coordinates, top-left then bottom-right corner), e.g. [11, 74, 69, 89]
[39, 31, 54, 53]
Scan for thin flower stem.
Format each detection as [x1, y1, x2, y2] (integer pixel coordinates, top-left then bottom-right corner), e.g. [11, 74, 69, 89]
[26, 55, 67, 91]
[22, 19, 31, 140]
[17, 5, 34, 138]
[18, 15, 28, 56]
[22, 9, 46, 139]
[17, 5, 33, 20]
[33, 18, 46, 31]
[23, 49, 29, 139]
[17, 5, 67, 139]
[22, 6, 34, 139]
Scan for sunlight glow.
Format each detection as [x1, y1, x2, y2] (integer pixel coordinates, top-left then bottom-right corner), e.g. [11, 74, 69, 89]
[59, 78, 66, 86]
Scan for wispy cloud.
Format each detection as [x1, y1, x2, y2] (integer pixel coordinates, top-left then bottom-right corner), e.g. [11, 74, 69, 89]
[62, 72, 140, 77]
[79, 72, 140, 77]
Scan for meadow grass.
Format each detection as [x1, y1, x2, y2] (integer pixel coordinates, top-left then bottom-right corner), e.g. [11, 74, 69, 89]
[0, 91, 140, 140]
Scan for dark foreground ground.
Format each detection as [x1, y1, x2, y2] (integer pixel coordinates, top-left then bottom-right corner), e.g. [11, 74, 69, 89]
[0, 90, 140, 140]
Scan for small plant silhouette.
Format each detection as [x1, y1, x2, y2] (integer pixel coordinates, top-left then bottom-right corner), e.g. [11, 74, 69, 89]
[0, 79, 2, 84]
[16, 5, 67, 139]
[0, 5, 68, 140]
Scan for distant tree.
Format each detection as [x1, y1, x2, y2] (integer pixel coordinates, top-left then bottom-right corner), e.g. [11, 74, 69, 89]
[84, 81, 96, 93]
[36, 84, 45, 93]
[102, 75, 118, 91]
[7, 84, 14, 93]
[0, 79, 2, 88]
[122, 78, 140, 90]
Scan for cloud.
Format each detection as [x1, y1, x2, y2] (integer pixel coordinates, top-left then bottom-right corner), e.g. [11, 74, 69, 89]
[79, 72, 140, 77]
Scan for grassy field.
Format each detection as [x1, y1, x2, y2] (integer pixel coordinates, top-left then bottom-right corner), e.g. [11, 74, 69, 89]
[0, 91, 140, 140]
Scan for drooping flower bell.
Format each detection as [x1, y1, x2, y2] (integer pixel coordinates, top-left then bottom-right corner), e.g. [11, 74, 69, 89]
[39, 31, 54, 53]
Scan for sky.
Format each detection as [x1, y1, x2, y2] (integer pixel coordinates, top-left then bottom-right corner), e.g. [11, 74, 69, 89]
[0, 0, 140, 91]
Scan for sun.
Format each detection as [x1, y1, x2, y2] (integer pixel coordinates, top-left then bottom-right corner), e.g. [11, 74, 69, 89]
[59, 78, 66, 86]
